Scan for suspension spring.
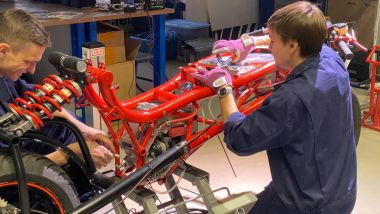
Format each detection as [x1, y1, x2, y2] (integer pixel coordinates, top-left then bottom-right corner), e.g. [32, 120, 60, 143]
[5, 75, 82, 136]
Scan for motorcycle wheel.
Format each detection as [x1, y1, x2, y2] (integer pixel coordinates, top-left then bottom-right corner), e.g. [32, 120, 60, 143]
[0, 152, 80, 213]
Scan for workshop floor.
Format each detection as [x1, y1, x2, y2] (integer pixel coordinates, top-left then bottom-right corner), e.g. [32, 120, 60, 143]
[95, 61, 380, 214]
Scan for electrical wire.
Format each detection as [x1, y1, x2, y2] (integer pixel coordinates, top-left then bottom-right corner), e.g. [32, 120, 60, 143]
[199, 102, 206, 134]
[145, 6, 154, 58]
[128, 208, 137, 214]
[128, 42, 136, 99]
[178, 176, 226, 205]
[217, 135, 237, 177]
[145, 164, 187, 194]
[135, 8, 154, 93]
[164, 208, 208, 214]
[147, 182, 165, 210]
[208, 95, 218, 119]
[120, 10, 134, 100]
[101, 93, 237, 213]
[157, 186, 231, 214]
[102, 115, 221, 213]
[102, 163, 156, 214]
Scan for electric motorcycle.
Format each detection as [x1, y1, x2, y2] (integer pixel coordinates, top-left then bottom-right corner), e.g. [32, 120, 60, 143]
[0, 23, 366, 213]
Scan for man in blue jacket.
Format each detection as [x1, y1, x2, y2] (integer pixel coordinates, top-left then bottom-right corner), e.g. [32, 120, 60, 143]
[193, 1, 356, 213]
[0, 8, 115, 169]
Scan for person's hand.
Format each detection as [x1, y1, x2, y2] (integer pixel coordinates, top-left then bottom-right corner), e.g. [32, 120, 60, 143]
[84, 139, 114, 169]
[212, 34, 256, 63]
[62, 140, 114, 169]
[252, 35, 271, 47]
[81, 126, 115, 154]
[53, 108, 116, 154]
[212, 34, 271, 63]
[192, 67, 232, 92]
[85, 132, 116, 154]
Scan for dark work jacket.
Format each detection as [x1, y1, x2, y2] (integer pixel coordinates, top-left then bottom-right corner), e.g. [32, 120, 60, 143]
[0, 77, 75, 154]
[224, 45, 356, 213]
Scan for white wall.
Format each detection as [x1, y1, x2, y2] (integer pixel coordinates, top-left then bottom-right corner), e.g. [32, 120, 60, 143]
[185, 0, 209, 23]
[206, 0, 259, 31]
[185, 0, 259, 32]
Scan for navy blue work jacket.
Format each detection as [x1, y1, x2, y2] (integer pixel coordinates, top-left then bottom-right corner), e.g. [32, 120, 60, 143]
[224, 45, 357, 212]
[0, 77, 75, 153]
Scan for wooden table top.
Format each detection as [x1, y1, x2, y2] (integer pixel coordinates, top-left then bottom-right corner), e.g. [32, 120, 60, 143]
[0, 1, 174, 27]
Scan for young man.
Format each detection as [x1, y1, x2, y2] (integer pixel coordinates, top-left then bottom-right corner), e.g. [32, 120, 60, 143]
[193, 1, 356, 213]
[0, 8, 115, 169]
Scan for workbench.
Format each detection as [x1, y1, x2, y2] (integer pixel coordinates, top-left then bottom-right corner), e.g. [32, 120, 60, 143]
[1, 0, 174, 86]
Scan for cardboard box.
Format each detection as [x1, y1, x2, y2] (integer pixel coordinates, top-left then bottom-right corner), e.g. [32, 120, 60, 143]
[106, 60, 136, 100]
[125, 37, 141, 60]
[328, 0, 378, 48]
[97, 22, 126, 65]
[82, 41, 105, 68]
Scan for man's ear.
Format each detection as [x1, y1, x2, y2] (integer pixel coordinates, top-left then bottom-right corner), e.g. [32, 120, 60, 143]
[0, 43, 11, 57]
[288, 40, 299, 55]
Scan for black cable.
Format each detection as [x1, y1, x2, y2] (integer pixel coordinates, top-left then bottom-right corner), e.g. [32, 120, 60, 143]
[128, 60, 136, 98]
[128, 208, 137, 214]
[217, 135, 237, 177]
[122, 11, 134, 99]
[102, 164, 154, 214]
[147, 181, 164, 208]
[72, 104, 223, 213]
[43, 117, 97, 173]
[71, 140, 188, 213]
[138, 6, 155, 93]
[178, 186, 199, 196]
[187, 208, 208, 214]
[164, 208, 208, 214]
[105, 120, 219, 213]
[145, 6, 154, 57]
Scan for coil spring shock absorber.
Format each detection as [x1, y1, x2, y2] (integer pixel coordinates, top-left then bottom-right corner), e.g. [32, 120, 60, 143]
[0, 75, 82, 137]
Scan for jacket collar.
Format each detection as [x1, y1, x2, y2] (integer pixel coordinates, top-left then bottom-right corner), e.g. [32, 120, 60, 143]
[0, 77, 10, 101]
[285, 53, 320, 82]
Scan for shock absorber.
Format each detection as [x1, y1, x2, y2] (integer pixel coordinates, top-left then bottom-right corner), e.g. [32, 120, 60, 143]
[0, 75, 63, 128]
[0, 75, 82, 137]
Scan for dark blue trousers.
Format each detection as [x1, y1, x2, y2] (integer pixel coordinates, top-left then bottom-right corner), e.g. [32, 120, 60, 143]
[250, 183, 356, 214]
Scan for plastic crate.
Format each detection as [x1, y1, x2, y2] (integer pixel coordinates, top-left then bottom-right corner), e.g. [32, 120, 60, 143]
[131, 31, 178, 60]
[165, 19, 210, 42]
[131, 32, 151, 53]
[182, 38, 215, 63]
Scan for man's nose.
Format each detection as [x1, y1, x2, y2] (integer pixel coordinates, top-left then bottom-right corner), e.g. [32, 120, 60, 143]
[27, 63, 36, 74]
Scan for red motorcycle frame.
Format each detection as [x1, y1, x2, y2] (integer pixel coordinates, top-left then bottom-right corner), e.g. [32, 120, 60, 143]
[82, 48, 281, 180]
[80, 24, 365, 183]
[0, 23, 367, 214]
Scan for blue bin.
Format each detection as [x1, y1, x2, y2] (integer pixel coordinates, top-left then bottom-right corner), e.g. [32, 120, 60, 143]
[165, 19, 210, 42]
[131, 31, 178, 60]
[131, 32, 151, 53]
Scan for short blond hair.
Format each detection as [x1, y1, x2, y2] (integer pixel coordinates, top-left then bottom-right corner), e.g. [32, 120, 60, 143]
[0, 9, 51, 50]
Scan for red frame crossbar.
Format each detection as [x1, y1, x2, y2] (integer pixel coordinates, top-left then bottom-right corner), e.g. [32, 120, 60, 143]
[82, 53, 281, 179]
[362, 46, 380, 131]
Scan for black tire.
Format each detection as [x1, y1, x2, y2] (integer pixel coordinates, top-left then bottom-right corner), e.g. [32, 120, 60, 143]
[0, 152, 80, 213]
[352, 91, 361, 146]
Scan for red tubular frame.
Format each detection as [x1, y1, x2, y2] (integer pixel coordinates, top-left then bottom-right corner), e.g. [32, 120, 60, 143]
[362, 46, 380, 131]
[82, 54, 277, 178]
